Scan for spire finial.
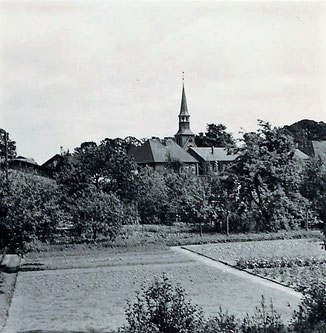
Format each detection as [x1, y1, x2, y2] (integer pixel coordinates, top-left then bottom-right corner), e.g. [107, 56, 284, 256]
[182, 71, 184, 83]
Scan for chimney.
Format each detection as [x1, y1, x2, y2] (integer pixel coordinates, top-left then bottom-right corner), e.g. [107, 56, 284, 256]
[211, 146, 214, 154]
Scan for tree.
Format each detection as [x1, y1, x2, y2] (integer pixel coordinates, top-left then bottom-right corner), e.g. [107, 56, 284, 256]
[178, 173, 214, 229]
[0, 171, 63, 253]
[73, 138, 140, 200]
[68, 188, 123, 241]
[136, 167, 171, 224]
[124, 136, 142, 151]
[301, 158, 326, 225]
[195, 123, 235, 147]
[284, 119, 326, 156]
[229, 120, 309, 231]
[0, 129, 17, 161]
[57, 138, 140, 201]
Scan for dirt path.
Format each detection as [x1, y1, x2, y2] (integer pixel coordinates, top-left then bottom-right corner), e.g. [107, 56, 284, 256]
[174, 246, 302, 298]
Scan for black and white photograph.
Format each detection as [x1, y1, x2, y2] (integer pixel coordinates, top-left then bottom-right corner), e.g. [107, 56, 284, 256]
[1, 0, 326, 332]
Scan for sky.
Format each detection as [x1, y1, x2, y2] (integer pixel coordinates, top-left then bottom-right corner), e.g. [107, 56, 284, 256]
[0, 0, 325, 164]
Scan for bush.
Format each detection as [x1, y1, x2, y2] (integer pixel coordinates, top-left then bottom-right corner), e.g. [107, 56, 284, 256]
[290, 283, 326, 332]
[240, 297, 286, 333]
[121, 275, 203, 333]
[201, 309, 240, 333]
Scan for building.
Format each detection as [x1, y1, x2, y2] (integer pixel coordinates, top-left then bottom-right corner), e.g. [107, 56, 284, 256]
[188, 146, 238, 175]
[130, 79, 312, 175]
[311, 141, 326, 160]
[294, 149, 310, 161]
[174, 83, 196, 149]
[128, 137, 199, 174]
[42, 154, 78, 174]
[8, 156, 53, 178]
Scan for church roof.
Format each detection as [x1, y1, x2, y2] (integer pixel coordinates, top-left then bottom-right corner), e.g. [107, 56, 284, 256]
[129, 138, 198, 164]
[188, 147, 238, 162]
[14, 156, 38, 165]
[175, 128, 195, 136]
[179, 84, 189, 116]
[294, 149, 310, 160]
[312, 140, 326, 159]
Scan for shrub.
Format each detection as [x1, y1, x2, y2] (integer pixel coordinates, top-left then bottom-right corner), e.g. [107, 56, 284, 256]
[201, 308, 240, 333]
[240, 297, 286, 333]
[122, 275, 203, 333]
[290, 283, 326, 332]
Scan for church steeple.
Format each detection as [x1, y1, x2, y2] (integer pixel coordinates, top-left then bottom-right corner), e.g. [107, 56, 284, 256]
[180, 84, 189, 116]
[174, 74, 196, 149]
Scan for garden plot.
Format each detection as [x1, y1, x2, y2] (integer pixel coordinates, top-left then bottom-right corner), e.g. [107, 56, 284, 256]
[185, 238, 326, 292]
[4, 248, 299, 333]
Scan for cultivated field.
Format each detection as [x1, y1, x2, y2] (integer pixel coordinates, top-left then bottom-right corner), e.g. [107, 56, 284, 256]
[3, 246, 300, 333]
[185, 238, 326, 291]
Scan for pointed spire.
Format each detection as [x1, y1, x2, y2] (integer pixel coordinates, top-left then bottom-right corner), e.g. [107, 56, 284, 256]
[180, 72, 189, 116]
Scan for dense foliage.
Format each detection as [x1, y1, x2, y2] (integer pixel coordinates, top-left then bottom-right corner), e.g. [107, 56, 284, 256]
[118, 276, 326, 333]
[228, 121, 309, 231]
[1, 120, 326, 253]
[284, 119, 326, 156]
[195, 123, 235, 147]
[300, 158, 326, 224]
[55, 137, 141, 241]
[0, 172, 63, 253]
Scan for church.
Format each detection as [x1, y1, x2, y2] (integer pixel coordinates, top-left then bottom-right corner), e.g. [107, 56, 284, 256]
[128, 81, 238, 175]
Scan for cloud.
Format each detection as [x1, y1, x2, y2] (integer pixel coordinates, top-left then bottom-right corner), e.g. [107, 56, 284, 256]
[0, 0, 325, 163]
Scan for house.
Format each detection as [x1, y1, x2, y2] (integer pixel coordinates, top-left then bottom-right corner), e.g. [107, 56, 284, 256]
[187, 147, 309, 175]
[42, 154, 63, 170]
[128, 138, 199, 174]
[8, 156, 53, 178]
[311, 141, 326, 160]
[187, 146, 238, 175]
[42, 154, 78, 173]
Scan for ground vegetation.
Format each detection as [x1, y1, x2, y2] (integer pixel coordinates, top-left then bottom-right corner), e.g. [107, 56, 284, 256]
[117, 275, 326, 333]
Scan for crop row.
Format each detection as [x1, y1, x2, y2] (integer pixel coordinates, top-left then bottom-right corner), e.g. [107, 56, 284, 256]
[236, 256, 326, 269]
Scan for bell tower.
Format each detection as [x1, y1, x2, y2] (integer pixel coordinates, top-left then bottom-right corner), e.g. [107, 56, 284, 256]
[174, 73, 196, 149]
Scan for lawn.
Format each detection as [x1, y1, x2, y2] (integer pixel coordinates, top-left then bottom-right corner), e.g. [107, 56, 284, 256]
[34, 224, 321, 256]
[3, 247, 299, 333]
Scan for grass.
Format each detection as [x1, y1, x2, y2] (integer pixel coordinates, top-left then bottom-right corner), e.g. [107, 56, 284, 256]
[28, 224, 323, 259]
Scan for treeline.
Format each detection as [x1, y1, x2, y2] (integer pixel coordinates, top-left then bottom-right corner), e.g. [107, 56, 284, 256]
[0, 121, 326, 253]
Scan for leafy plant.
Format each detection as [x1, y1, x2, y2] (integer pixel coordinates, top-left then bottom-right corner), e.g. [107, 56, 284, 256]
[291, 283, 326, 332]
[240, 297, 286, 333]
[122, 275, 203, 333]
